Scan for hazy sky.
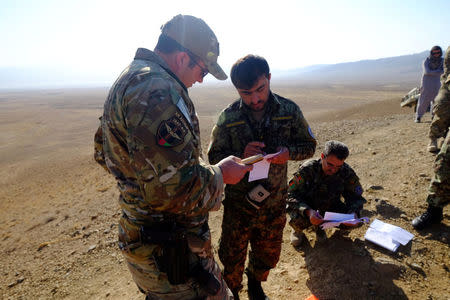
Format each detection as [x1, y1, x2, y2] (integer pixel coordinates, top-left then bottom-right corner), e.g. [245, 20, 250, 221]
[1, 0, 449, 83]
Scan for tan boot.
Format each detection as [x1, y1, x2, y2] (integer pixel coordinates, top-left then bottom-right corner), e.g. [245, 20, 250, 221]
[427, 139, 438, 153]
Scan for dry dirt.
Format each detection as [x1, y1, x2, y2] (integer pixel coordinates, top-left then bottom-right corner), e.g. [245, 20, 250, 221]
[0, 85, 448, 300]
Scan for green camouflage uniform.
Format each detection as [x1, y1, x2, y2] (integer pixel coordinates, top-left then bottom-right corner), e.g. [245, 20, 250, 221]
[430, 46, 450, 140]
[427, 128, 450, 208]
[207, 94, 316, 291]
[286, 158, 365, 232]
[94, 48, 231, 299]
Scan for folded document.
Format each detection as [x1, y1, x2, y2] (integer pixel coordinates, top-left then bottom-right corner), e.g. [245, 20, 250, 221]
[364, 219, 414, 252]
[320, 212, 369, 229]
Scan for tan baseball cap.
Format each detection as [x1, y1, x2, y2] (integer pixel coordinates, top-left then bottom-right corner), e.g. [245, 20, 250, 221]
[161, 14, 227, 80]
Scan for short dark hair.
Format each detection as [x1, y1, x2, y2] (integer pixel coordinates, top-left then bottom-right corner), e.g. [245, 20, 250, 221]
[155, 34, 197, 68]
[230, 54, 270, 89]
[323, 140, 349, 160]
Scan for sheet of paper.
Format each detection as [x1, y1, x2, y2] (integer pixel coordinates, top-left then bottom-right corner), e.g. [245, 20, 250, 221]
[248, 150, 282, 182]
[248, 159, 270, 182]
[319, 211, 369, 229]
[323, 212, 356, 222]
[364, 227, 400, 252]
[369, 219, 414, 245]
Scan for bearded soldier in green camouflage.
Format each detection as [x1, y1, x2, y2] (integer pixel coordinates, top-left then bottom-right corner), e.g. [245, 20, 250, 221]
[286, 141, 365, 247]
[428, 46, 450, 153]
[94, 15, 251, 300]
[207, 55, 316, 300]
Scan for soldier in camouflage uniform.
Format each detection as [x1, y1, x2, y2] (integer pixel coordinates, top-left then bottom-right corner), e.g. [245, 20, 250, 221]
[412, 127, 450, 229]
[286, 141, 366, 247]
[428, 46, 450, 153]
[208, 55, 317, 300]
[94, 15, 252, 300]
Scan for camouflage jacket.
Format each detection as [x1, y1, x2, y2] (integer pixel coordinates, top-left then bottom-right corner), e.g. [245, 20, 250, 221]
[208, 93, 316, 211]
[95, 48, 223, 228]
[287, 158, 365, 216]
[442, 46, 450, 88]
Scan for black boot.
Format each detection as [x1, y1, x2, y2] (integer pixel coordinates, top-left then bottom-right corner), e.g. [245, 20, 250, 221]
[247, 273, 270, 300]
[412, 205, 443, 230]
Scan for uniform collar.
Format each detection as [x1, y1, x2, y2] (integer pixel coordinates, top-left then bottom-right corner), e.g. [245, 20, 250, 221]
[134, 48, 188, 92]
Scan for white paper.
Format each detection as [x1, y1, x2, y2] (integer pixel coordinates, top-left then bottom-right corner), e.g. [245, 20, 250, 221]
[364, 219, 414, 252]
[320, 212, 369, 229]
[248, 151, 282, 182]
[369, 219, 414, 246]
[323, 212, 356, 221]
[364, 228, 400, 252]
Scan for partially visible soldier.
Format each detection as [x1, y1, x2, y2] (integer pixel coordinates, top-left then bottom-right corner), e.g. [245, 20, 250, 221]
[412, 128, 449, 230]
[286, 140, 366, 247]
[94, 14, 252, 299]
[208, 54, 316, 300]
[428, 46, 450, 153]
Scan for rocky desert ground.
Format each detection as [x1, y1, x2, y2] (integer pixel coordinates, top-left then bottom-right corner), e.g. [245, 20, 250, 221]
[0, 84, 448, 299]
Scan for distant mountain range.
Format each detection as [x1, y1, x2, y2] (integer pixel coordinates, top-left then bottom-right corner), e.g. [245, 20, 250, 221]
[0, 51, 430, 89]
[273, 50, 428, 86]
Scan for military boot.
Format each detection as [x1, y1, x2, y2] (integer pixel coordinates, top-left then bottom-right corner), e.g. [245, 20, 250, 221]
[247, 273, 270, 300]
[412, 205, 443, 230]
[427, 139, 438, 153]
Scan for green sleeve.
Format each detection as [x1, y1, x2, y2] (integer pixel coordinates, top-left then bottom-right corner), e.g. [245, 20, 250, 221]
[287, 169, 312, 216]
[207, 113, 235, 164]
[342, 168, 366, 213]
[287, 108, 317, 161]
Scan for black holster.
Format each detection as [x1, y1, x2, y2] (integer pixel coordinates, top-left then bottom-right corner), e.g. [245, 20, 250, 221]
[141, 224, 189, 285]
[140, 223, 220, 295]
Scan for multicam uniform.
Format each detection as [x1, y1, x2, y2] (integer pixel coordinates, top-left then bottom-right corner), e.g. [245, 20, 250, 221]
[427, 129, 450, 208]
[95, 48, 231, 299]
[429, 46, 450, 141]
[207, 94, 316, 292]
[286, 159, 365, 232]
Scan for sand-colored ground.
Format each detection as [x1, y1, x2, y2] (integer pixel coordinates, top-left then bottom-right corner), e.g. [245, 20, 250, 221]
[0, 85, 448, 299]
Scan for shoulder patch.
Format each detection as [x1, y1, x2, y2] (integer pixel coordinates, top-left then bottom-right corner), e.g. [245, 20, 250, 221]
[156, 114, 188, 147]
[288, 174, 304, 190]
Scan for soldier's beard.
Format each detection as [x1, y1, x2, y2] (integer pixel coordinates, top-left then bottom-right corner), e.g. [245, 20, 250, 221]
[250, 100, 266, 112]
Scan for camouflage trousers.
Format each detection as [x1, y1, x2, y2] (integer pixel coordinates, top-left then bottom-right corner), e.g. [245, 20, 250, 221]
[218, 201, 286, 292]
[427, 129, 450, 208]
[429, 88, 450, 140]
[119, 217, 233, 300]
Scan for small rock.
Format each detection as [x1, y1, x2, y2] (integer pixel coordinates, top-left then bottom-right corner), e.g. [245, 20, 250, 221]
[45, 216, 56, 224]
[87, 245, 97, 252]
[419, 173, 427, 177]
[38, 242, 49, 251]
[369, 185, 384, 190]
